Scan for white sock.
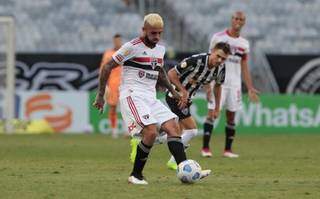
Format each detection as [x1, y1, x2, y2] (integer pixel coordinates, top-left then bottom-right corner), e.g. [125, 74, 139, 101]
[168, 129, 198, 164]
[181, 129, 198, 146]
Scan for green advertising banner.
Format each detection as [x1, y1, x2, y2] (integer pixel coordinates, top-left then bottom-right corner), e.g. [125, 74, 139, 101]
[89, 92, 320, 134]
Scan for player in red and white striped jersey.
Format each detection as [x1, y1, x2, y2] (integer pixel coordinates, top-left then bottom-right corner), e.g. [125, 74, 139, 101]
[94, 13, 211, 185]
[202, 11, 259, 158]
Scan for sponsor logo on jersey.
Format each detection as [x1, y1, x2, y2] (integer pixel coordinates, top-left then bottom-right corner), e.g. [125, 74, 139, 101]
[145, 73, 158, 80]
[142, 114, 150, 120]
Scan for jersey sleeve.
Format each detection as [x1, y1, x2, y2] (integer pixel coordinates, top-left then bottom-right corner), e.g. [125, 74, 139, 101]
[112, 42, 136, 65]
[215, 64, 226, 85]
[174, 56, 197, 75]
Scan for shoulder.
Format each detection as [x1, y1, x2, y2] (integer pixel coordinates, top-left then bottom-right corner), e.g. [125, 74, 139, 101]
[211, 30, 227, 39]
[237, 36, 250, 48]
[129, 37, 143, 45]
[156, 43, 166, 53]
[183, 53, 207, 65]
[190, 53, 208, 60]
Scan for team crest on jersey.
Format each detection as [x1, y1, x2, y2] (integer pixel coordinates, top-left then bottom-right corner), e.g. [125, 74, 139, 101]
[123, 49, 131, 56]
[151, 58, 158, 69]
[138, 70, 145, 78]
[181, 61, 187, 68]
[230, 46, 237, 55]
[142, 114, 150, 120]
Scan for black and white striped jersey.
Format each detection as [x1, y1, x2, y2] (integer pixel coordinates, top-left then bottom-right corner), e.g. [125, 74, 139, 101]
[167, 53, 225, 99]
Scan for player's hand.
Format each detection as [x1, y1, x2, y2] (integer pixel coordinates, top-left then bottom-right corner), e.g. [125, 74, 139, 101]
[207, 108, 219, 120]
[178, 90, 189, 109]
[212, 108, 220, 119]
[93, 93, 105, 114]
[172, 90, 181, 101]
[248, 87, 260, 103]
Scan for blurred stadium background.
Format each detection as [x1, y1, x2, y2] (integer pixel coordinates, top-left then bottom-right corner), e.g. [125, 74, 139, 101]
[0, 1, 320, 198]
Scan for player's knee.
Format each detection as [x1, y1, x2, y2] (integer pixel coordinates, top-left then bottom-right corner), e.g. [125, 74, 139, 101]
[143, 126, 158, 140]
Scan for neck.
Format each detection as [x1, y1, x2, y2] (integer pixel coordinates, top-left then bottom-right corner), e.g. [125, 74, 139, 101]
[227, 28, 240, 38]
[141, 36, 156, 48]
[208, 57, 216, 69]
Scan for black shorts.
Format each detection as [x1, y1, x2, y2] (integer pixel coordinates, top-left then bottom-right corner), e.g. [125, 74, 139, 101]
[165, 94, 192, 120]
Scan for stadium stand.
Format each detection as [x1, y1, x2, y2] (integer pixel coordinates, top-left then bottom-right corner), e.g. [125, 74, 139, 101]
[166, 0, 320, 53]
[1, 0, 320, 53]
[0, 0, 142, 52]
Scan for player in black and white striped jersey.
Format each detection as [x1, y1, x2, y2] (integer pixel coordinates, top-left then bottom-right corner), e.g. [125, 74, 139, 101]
[165, 42, 231, 170]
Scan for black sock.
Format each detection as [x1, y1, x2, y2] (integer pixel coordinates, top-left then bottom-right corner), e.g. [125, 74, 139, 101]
[131, 141, 152, 179]
[167, 136, 187, 165]
[203, 121, 214, 149]
[225, 124, 235, 151]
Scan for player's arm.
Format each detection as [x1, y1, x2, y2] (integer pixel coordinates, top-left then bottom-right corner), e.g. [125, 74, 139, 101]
[241, 58, 259, 103]
[93, 59, 118, 113]
[203, 83, 213, 102]
[157, 66, 181, 100]
[212, 83, 222, 119]
[167, 68, 188, 109]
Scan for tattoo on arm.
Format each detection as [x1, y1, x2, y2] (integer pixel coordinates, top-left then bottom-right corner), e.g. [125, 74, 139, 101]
[157, 66, 175, 93]
[98, 59, 118, 97]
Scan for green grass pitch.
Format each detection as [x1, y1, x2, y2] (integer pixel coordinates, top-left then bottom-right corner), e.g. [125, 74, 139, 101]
[0, 134, 319, 199]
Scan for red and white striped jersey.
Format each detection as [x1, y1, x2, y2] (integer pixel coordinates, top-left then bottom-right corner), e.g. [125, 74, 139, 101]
[112, 37, 165, 99]
[209, 30, 250, 88]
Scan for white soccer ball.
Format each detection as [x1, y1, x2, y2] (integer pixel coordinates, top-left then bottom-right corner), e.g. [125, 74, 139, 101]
[176, 159, 202, 183]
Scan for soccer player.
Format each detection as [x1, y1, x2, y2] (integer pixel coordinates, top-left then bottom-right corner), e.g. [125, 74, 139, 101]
[100, 34, 122, 138]
[165, 42, 231, 170]
[201, 11, 259, 158]
[93, 13, 210, 185]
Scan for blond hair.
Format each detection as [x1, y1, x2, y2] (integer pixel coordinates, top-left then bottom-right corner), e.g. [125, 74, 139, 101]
[143, 13, 164, 28]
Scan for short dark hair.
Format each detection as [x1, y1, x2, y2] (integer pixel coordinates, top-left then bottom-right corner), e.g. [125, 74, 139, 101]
[113, 34, 122, 38]
[213, 42, 231, 55]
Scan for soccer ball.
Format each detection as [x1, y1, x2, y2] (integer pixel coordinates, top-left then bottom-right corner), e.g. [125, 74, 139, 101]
[176, 159, 202, 183]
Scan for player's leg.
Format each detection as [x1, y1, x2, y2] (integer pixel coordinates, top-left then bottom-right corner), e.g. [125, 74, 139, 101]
[162, 119, 211, 179]
[161, 119, 187, 164]
[202, 87, 226, 157]
[119, 95, 156, 184]
[108, 105, 118, 138]
[223, 88, 241, 158]
[167, 116, 197, 170]
[129, 124, 157, 184]
[201, 111, 214, 157]
[223, 110, 239, 158]
[202, 98, 216, 157]
[106, 82, 120, 138]
[180, 117, 198, 145]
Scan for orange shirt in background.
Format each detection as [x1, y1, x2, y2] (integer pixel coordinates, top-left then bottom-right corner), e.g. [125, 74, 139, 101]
[100, 49, 122, 106]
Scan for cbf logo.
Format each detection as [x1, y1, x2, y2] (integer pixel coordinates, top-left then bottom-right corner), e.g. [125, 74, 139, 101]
[151, 58, 158, 69]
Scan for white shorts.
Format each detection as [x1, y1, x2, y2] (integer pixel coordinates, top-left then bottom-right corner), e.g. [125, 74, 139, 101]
[120, 94, 177, 136]
[207, 87, 242, 112]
